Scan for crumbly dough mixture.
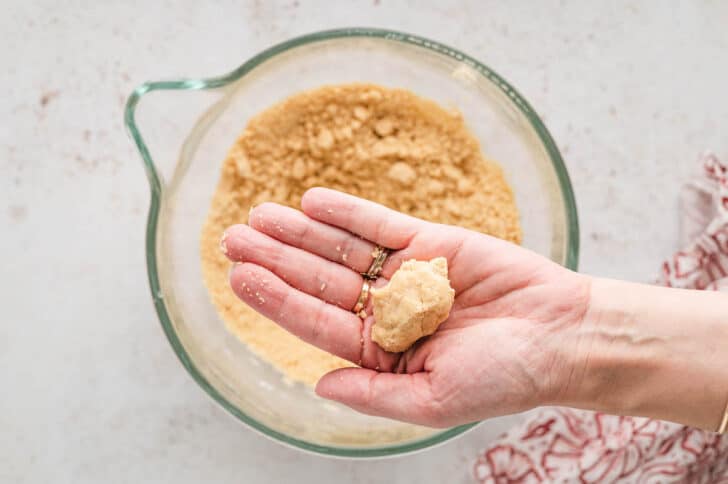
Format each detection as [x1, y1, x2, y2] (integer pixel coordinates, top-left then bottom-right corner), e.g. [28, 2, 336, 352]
[371, 258, 455, 353]
[201, 83, 521, 385]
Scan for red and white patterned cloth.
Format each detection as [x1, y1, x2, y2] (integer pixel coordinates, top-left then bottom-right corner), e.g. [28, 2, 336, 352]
[474, 153, 728, 483]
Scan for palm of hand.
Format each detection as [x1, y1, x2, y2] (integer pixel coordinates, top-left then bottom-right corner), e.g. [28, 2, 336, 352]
[223, 188, 589, 427]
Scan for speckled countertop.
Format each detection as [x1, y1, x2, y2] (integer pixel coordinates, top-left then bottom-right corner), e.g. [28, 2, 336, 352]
[2, 1, 727, 482]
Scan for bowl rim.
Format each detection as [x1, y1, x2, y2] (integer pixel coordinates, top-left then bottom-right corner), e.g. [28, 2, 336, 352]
[124, 27, 580, 458]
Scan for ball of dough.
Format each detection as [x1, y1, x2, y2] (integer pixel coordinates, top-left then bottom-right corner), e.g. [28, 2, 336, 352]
[371, 257, 455, 353]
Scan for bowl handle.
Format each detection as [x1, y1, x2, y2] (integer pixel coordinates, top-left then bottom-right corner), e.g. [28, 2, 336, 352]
[124, 80, 216, 193]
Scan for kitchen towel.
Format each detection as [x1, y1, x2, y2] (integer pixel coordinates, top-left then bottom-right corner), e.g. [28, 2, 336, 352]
[474, 152, 728, 483]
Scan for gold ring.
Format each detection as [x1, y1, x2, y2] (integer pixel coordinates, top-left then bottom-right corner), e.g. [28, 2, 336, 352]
[363, 246, 389, 280]
[352, 279, 370, 318]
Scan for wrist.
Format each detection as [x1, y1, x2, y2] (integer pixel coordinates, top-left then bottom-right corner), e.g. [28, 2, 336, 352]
[554, 277, 728, 430]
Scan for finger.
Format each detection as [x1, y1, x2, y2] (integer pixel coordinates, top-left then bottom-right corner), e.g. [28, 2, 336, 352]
[230, 263, 399, 370]
[248, 202, 377, 273]
[301, 187, 424, 249]
[230, 263, 363, 363]
[223, 224, 362, 310]
[315, 368, 446, 427]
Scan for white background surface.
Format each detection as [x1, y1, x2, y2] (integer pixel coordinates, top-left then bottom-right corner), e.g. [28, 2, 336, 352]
[3, 1, 728, 482]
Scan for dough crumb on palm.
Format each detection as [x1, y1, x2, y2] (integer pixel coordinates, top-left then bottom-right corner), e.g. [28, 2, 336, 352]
[371, 257, 455, 353]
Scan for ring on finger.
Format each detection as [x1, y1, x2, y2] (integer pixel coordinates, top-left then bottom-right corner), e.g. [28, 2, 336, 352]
[352, 279, 371, 319]
[363, 246, 389, 280]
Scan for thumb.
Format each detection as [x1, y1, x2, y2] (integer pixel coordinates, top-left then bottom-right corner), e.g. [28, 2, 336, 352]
[315, 368, 445, 427]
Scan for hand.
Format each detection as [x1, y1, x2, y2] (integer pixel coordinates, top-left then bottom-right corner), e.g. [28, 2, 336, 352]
[221, 188, 591, 428]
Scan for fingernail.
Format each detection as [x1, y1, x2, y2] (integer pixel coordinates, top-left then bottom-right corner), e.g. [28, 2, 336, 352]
[228, 262, 240, 278]
[219, 231, 229, 255]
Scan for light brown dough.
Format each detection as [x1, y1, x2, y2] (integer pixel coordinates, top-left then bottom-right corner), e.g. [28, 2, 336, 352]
[371, 257, 455, 353]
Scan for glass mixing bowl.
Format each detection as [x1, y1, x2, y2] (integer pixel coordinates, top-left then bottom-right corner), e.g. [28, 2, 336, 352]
[125, 28, 579, 457]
